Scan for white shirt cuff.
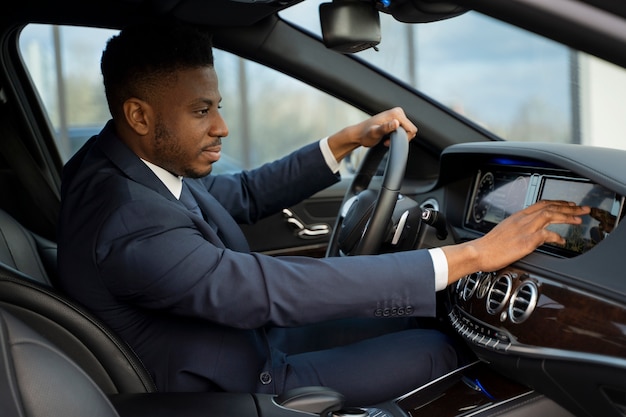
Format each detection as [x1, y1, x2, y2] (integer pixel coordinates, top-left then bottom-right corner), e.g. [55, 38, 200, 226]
[319, 137, 341, 174]
[428, 247, 449, 292]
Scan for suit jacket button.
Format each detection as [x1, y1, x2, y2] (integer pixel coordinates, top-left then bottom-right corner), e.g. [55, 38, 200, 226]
[374, 309, 383, 317]
[260, 371, 272, 385]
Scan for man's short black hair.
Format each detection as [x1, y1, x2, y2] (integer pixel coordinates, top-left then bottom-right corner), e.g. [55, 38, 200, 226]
[101, 20, 214, 117]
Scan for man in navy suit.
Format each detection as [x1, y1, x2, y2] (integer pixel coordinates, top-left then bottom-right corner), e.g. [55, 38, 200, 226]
[57, 21, 589, 405]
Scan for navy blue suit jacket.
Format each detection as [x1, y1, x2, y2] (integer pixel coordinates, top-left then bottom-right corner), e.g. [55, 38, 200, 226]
[57, 121, 437, 393]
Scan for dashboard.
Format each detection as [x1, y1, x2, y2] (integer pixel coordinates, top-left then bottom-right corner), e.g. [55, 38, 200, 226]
[407, 141, 626, 416]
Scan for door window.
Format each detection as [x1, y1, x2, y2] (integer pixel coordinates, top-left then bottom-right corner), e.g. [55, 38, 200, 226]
[19, 24, 368, 175]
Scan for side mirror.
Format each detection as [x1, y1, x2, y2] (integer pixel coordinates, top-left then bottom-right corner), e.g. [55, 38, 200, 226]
[319, 0, 381, 53]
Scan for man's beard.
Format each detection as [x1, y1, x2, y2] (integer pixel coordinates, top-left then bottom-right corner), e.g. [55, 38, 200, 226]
[153, 117, 209, 178]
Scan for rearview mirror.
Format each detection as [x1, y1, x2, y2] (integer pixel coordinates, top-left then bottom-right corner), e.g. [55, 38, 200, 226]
[319, 0, 381, 53]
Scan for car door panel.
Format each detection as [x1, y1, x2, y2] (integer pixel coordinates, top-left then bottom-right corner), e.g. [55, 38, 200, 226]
[240, 181, 347, 257]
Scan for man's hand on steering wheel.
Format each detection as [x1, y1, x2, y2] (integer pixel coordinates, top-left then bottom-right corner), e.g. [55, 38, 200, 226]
[326, 107, 418, 163]
[324, 107, 418, 258]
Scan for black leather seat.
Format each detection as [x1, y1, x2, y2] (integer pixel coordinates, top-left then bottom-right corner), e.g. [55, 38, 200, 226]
[0, 208, 56, 286]
[0, 307, 121, 417]
[0, 208, 156, 394]
[0, 268, 157, 394]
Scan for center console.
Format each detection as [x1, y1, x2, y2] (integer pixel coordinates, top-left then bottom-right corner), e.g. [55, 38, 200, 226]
[392, 362, 572, 417]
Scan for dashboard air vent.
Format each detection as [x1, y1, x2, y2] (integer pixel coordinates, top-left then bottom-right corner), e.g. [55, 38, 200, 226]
[508, 281, 539, 323]
[462, 272, 480, 301]
[475, 272, 493, 299]
[486, 273, 513, 314]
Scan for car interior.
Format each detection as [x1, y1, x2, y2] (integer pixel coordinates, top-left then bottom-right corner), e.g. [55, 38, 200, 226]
[2, 0, 626, 416]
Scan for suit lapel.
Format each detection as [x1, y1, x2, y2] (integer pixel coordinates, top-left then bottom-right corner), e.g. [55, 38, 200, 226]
[185, 179, 250, 253]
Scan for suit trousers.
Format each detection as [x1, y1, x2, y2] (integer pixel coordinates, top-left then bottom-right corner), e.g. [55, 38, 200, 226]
[261, 318, 458, 406]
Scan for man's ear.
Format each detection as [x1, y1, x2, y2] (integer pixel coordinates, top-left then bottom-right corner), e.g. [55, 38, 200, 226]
[123, 98, 152, 136]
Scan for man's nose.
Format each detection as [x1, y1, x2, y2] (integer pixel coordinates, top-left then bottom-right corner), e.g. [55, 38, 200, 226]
[212, 113, 229, 138]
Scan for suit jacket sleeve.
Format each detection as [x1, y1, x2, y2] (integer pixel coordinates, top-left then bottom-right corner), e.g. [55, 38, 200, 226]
[97, 197, 437, 329]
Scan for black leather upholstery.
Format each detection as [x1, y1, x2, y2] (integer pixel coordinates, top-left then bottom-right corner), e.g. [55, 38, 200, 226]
[0, 266, 157, 394]
[0, 209, 56, 286]
[0, 208, 157, 394]
[0, 307, 120, 417]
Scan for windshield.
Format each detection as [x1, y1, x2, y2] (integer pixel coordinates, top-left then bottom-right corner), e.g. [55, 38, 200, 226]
[282, 1, 626, 150]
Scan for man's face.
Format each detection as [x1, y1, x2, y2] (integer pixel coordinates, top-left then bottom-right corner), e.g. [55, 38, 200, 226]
[148, 66, 228, 178]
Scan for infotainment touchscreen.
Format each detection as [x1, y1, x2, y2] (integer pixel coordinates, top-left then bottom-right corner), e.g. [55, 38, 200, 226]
[539, 177, 621, 254]
[465, 168, 624, 256]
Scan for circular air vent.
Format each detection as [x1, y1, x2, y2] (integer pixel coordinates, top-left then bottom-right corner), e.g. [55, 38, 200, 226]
[475, 272, 493, 299]
[486, 273, 513, 314]
[508, 281, 539, 323]
[462, 272, 480, 301]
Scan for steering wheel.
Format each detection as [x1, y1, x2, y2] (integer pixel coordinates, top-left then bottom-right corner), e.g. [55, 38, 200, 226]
[326, 127, 409, 256]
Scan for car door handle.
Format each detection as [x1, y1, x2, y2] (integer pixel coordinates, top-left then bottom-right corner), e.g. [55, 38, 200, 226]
[282, 209, 331, 239]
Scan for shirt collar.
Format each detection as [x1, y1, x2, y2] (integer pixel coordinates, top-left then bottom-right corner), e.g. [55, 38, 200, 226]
[140, 158, 183, 199]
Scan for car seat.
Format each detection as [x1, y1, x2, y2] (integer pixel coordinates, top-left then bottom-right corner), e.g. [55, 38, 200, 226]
[0, 307, 121, 417]
[0, 208, 56, 286]
[0, 267, 157, 394]
[0, 208, 156, 394]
